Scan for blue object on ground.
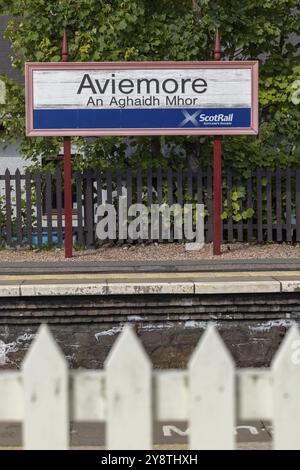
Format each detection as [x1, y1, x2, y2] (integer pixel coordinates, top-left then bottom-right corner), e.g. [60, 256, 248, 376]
[32, 232, 59, 247]
[12, 233, 60, 247]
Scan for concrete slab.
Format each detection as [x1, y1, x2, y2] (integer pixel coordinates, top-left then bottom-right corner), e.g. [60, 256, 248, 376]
[20, 279, 107, 296]
[20, 278, 194, 296]
[0, 281, 21, 297]
[194, 276, 281, 294]
[274, 277, 300, 293]
[105, 279, 194, 295]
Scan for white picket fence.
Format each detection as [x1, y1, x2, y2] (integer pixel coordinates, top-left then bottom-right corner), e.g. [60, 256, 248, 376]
[0, 323, 300, 450]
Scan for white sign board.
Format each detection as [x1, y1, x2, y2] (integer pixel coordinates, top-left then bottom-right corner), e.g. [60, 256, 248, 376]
[26, 61, 258, 136]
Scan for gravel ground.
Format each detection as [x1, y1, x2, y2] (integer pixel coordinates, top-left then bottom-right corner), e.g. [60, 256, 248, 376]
[0, 242, 299, 262]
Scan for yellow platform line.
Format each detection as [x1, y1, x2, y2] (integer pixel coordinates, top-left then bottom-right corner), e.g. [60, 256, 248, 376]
[0, 270, 299, 282]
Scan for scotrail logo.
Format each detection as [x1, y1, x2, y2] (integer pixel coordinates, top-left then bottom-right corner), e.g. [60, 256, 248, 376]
[179, 110, 233, 127]
[199, 112, 233, 125]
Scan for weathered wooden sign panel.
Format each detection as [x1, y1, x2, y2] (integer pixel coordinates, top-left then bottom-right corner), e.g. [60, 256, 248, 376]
[25, 61, 258, 136]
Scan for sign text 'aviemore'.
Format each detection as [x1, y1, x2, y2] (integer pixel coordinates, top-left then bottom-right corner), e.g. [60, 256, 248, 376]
[77, 73, 208, 108]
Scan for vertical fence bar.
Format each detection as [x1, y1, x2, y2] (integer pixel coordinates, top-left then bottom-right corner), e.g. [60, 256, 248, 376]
[187, 168, 193, 202]
[276, 169, 282, 242]
[34, 171, 43, 248]
[116, 170, 123, 243]
[197, 169, 203, 205]
[136, 169, 143, 243]
[94, 169, 102, 245]
[147, 169, 152, 241]
[167, 169, 173, 242]
[226, 169, 233, 243]
[206, 167, 213, 243]
[157, 168, 162, 243]
[106, 169, 113, 244]
[247, 173, 253, 242]
[176, 168, 183, 207]
[116, 170, 123, 200]
[45, 171, 52, 248]
[136, 169, 142, 205]
[4, 169, 12, 247]
[25, 171, 33, 247]
[186, 169, 193, 243]
[84, 169, 94, 247]
[197, 169, 203, 243]
[106, 169, 113, 205]
[176, 168, 183, 242]
[167, 169, 173, 206]
[116, 170, 121, 242]
[286, 168, 292, 242]
[213, 136, 222, 254]
[95, 169, 102, 207]
[237, 175, 243, 242]
[55, 169, 63, 247]
[221, 172, 224, 243]
[15, 169, 22, 245]
[256, 169, 263, 242]
[75, 171, 83, 247]
[296, 169, 300, 242]
[266, 169, 272, 242]
[126, 169, 132, 244]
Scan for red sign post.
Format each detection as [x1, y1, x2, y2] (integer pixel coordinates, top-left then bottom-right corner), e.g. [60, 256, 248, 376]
[213, 31, 222, 256]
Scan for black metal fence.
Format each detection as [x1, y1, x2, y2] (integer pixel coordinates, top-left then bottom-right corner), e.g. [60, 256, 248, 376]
[1, 168, 300, 248]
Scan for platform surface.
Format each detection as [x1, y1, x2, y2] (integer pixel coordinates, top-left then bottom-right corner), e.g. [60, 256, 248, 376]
[0, 264, 299, 296]
[1, 258, 300, 275]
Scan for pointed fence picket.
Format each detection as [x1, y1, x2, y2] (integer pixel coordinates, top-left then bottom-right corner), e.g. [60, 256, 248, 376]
[272, 325, 300, 450]
[22, 325, 69, 450]
[0, 324, 299, 449]
[188, 325, 235, 450]
[106, 327, 152, 450]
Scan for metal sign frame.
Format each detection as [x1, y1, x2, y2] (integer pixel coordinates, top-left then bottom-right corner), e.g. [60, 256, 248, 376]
[25, 60, 259, 137]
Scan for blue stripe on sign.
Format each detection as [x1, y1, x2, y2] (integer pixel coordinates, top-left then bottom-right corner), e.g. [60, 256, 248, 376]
[33, 108, 251, 130]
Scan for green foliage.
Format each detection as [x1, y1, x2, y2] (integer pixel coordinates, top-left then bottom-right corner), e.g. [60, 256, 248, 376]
[0, 0, 299, 170]
[221, 186, 254, 222]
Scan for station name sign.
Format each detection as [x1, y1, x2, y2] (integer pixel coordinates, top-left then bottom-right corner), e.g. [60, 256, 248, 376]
[25, 61, 258, 136]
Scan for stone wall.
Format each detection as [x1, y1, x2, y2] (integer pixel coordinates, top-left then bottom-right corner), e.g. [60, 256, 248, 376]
[0, 292, 298, 369]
